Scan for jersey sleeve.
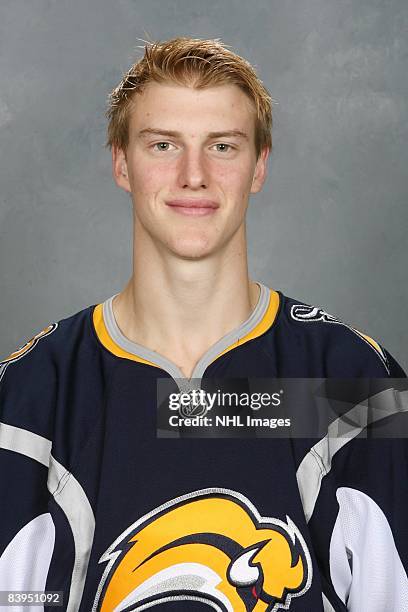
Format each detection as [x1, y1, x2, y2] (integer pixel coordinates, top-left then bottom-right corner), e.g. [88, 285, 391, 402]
[0, 326, 60, 600]
[297, 381, 408, 611]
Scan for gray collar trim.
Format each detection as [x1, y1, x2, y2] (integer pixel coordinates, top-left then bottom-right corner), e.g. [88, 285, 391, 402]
[102, 281, 271, 381]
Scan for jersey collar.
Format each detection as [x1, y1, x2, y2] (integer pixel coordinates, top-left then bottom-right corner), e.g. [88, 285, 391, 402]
[92, 282, 280, 379]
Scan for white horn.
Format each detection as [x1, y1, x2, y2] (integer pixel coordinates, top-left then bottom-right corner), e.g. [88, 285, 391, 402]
[228, 547, 261, 587]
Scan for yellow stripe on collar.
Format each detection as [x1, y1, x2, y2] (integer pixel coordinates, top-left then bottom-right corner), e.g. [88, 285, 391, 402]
[93, 289, 280, 368]
[209, 289, 280, 364]
[92, 303, 160, 367]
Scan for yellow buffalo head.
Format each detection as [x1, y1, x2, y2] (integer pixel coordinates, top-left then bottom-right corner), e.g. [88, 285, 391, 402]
[94, 488, 312, 611]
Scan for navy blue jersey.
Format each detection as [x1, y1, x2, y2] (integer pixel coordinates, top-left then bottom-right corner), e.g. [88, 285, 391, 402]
[0, 282, 407, 612]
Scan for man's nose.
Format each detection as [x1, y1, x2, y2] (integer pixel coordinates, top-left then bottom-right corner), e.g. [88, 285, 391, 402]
[178, 148, 209, 190]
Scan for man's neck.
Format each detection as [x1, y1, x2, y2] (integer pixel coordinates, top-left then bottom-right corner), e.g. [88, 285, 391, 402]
[112, 230, 260, 378]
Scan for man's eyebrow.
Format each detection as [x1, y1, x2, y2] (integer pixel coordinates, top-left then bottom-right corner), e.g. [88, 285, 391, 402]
[137, 128, 249, 140]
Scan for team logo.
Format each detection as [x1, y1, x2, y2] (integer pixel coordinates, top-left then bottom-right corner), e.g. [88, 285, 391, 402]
[93, 488, 312, 611]
[0, 323, 58, 382]
[290, 304, 389, 373]
[291, 304, 339, 325]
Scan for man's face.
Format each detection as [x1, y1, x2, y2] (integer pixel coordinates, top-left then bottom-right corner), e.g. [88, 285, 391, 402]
[113, 81, 269, 259]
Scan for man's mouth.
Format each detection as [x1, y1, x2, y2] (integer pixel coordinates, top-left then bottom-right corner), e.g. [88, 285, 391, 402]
[165, 199, 219, 216]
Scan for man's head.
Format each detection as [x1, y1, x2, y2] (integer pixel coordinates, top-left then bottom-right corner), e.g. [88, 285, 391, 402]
[106, 37, 273, 260]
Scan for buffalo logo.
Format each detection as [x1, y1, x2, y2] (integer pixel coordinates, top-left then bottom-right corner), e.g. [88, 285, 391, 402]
[93, 488, 312, 611]
[0, 323, 58, 382]
[291, 303, 389, 373]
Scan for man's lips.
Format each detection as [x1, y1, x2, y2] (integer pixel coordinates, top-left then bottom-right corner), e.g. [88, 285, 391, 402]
[165, 199, 219, 216]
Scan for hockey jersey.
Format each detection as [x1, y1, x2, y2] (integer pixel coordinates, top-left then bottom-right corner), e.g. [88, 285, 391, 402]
[0, 282, 407, 612]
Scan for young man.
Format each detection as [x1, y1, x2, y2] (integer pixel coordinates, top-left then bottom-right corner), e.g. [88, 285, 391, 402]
[0, 37, 407, 612]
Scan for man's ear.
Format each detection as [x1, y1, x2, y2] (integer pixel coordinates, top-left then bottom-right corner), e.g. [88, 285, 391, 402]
[112, 146, 131, 193]
[250, 146, 270, 194]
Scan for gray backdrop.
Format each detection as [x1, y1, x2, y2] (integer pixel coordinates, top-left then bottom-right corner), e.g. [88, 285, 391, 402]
[1, 0, 407, 369]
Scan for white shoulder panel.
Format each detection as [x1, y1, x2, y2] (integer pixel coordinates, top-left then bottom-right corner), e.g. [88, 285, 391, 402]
[330, 487, 408, 611]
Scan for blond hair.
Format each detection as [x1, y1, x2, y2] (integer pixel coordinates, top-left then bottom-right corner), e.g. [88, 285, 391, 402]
[105, 37, 273, 159]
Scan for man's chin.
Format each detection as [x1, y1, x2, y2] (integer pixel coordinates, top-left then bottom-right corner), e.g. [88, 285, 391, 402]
[170, 247, 215, 261]
[167, 238, 217, 261]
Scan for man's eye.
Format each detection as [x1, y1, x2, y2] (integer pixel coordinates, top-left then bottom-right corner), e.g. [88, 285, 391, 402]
[152, 142, 174, 151]
[214, 143, 234, 152]
[150, 142, 234, 153]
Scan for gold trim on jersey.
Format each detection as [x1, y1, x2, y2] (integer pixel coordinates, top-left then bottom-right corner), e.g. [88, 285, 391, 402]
[352, 328, 386, 360]
[92, 289, 280, 368]
[0, 324, 58, 365]
[92, 303, 160, 367]
[209, 289, 280, 364]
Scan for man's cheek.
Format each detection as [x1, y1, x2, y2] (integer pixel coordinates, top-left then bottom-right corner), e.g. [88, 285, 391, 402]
[136, 167, 174, 191]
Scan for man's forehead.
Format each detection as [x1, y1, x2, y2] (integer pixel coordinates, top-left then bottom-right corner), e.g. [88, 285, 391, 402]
[131, 83, 254, 119]
[128, 82, 256, 137]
